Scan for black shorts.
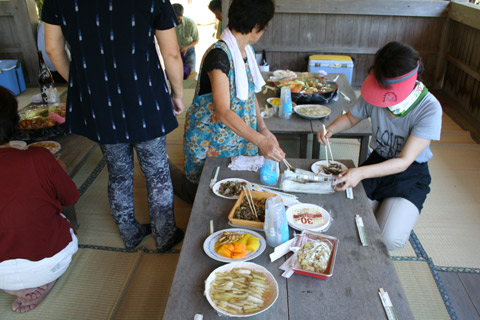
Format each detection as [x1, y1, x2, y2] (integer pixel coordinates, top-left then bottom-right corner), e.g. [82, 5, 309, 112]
[360, 151, 431, 212]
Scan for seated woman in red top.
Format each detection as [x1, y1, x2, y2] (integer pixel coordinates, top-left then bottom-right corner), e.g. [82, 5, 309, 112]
[0, 86, 80, 313]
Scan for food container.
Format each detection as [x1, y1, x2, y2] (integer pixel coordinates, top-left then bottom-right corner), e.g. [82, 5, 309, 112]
[274, 72, 338, 104]
[291, 231, 339, 279]
[228, 190, 276, 229]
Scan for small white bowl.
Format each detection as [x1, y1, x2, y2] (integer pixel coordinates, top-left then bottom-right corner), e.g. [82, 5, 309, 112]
[9, 140, 27, 150]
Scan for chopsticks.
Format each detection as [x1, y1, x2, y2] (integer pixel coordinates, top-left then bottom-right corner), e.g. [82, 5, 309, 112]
[340, 91, 351, 102]
[282, 158, 295, 172]
[323, 124, 335, 163]
[242, 186, 258, 219]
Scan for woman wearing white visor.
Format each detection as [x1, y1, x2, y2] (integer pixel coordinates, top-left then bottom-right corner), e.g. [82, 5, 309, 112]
[317, 41, 442, 251]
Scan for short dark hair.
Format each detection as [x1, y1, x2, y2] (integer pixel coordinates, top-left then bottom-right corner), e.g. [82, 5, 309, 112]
[208, 0, 222, 13]
[370, 41, 423, 89]
[172, 3, 184, 17]
[0, 86, 19, 145]
[228, 0, 275, 34]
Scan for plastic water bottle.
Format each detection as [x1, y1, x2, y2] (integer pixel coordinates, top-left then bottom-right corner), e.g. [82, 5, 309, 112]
[260, 159, 279, 185]
[264, 196, 289, 247]
[278, 86, 292, 119]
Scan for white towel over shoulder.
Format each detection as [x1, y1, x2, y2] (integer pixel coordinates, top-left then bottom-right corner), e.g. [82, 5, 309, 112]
[221, 28, 266, 101]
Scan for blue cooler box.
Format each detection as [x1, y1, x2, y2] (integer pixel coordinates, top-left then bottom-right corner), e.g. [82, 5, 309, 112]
[0, 60, 26, 96]
[308, 55, 354, 83]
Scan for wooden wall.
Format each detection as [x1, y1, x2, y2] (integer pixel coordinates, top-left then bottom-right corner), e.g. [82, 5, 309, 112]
[443, 1, 480, 124]
[0, 0, 39, 86]
[245, 0, 450, 88]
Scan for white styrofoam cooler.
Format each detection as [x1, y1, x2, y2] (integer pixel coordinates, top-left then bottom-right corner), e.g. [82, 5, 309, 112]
[308, 55, 354, 83]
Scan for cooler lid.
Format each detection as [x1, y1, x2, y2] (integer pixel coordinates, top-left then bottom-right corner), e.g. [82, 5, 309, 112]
[309, 55, 352, 62]
[0, 60, 19, 72]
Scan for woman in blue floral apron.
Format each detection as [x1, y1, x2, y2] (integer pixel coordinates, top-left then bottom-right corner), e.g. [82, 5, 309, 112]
[183, 0, 285, 184]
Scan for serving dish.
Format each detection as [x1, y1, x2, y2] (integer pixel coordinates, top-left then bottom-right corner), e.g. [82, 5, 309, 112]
[212, 178, 251, 199]
[291, 231, 339, 279]
[203, 228, 266, 263]
[228, 190, 276, 229]
[285, 203, 331, 232]
[205, 261, 279, 317]
[294, 104, 331, 119]
[311, 160, 348, 176]
[275, 73, 338, 104]
[29, 140, 61, 154]
[14, 103, 66, 141]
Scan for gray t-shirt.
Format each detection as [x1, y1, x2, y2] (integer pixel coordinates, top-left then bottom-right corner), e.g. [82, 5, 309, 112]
[350, 92, 442, 163]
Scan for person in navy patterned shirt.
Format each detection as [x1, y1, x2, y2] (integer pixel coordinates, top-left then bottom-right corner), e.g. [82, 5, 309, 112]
[43, 0, 185, 251]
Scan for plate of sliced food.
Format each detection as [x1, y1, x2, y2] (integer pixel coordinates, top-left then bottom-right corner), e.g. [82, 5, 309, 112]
[203, 228, 266, 263]
[294, 104, 331, 119]
[29, 140, 61, 154]
[205, 261, 278, 317]
[212, 178, 251, 199]
[311, 160, 348, 176]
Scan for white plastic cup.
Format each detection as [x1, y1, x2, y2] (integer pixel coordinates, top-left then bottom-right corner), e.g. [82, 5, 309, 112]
[278, 87, 292, 119]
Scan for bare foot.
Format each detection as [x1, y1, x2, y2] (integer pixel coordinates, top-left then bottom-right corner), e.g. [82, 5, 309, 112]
[4, 285, 46, 303]
[11, 281, 56, 313]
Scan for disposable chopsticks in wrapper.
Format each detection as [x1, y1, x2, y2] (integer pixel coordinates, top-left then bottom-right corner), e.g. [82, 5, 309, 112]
[251, 183, 300, 207]
[269, 238, 297, 278]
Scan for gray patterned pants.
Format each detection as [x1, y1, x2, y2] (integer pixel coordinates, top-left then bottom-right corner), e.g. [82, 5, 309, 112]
[99, 136, 176, 249]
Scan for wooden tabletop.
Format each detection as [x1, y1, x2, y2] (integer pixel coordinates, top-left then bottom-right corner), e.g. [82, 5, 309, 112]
[163, 157, 413, 319]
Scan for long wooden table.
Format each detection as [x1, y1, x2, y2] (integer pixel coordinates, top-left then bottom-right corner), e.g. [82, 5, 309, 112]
[163, 157, 414, 319]
[258, 73, 372, 163]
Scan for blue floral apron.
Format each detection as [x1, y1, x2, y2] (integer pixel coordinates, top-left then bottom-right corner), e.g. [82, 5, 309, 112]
[184, 41, 259, 183]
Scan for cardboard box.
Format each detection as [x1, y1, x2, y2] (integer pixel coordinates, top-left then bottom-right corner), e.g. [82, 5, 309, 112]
[0, 60, 26, 96]
[308, 55, 354, 83]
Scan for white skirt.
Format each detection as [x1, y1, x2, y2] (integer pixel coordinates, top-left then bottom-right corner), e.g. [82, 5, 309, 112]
[0, 228, 78, 290]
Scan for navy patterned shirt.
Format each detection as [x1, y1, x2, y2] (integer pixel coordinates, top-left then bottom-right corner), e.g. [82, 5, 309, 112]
[42, 0, 179, 144]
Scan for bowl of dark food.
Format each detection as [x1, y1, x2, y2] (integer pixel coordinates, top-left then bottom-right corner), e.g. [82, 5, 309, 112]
[311, 160, 348, 176]
[275, 72, 338, 104]
[13, 103, 66, 141]
[228, 191, 276, 229]
[213, 178, 251, 199]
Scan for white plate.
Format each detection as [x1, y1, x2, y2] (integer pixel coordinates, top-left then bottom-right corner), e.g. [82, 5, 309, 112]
[266, 97, 297, 109]
[212, 178, 251, 199]
[311, 160, 348, 176]
[203, 228, 266, 263]
[28, 140, 61, 154]
[286, 203, 331, 232]
[266, 97, 280, 109]
[294, 104, 331, 119]
[205, 261, 279, 317]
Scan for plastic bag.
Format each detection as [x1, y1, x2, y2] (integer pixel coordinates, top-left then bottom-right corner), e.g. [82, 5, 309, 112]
[264, 196, 289, 247]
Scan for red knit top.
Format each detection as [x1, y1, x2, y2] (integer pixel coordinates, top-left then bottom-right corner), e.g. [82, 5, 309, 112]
[0, 146, 79, 262]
